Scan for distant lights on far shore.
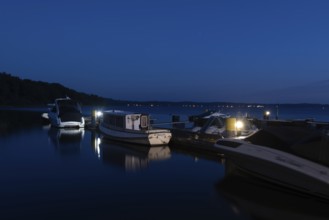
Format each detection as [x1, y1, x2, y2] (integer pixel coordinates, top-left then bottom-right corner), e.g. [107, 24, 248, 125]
[125, 103, 267, 108]
[180, 104, 265, 108]
[126, 103, 160, 107]
[247, 105, 264, 108]
[181, 104, 204, 108]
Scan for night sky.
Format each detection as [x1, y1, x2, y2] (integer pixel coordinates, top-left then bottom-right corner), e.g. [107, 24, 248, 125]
[1, 0, 329, 104]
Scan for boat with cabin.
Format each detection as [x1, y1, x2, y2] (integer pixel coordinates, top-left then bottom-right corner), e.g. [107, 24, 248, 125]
[47, 97, 85, 128]
[99, 110, 172, 146]
[214, 126, 329, 200]
[169, 110, 258, 153]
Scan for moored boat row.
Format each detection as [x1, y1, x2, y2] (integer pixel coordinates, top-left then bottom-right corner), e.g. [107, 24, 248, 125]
[41, 98, 329, 200]
[42, 98, 172, 146]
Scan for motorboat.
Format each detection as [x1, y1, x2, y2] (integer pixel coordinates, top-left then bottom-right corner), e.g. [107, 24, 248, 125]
[99, 110, 172, 146]
[47, 97, 85, 128]
[216, 161, 329, 220]
[169, 110, 258, 153]
[214, 126, 329, 200]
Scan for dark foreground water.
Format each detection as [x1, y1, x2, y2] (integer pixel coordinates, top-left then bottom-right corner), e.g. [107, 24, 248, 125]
[1, 106, 329, 220]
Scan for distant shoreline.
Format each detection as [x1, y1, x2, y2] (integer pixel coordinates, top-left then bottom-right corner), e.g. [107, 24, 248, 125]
[2, 73, 329, 107]
[1, 102, 328, 109]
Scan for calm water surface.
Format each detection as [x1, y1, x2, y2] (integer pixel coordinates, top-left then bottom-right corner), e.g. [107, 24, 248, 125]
[1, 106, 329, 220]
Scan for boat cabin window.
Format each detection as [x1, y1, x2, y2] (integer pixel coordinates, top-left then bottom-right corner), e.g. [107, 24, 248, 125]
[140, 115, 149, 129]
[125, 114, 141, 130]
[115, 116, 124, 128]
[104, 114, 125, 129]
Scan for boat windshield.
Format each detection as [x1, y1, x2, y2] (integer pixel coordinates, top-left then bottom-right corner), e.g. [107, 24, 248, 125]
[57, 100, 81, 113]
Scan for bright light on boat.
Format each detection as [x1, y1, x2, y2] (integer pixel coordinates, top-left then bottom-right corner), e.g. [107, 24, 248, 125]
[235, 120, 244, 130]
[265, 111, 270, 116]
[96, 111, 103, 118]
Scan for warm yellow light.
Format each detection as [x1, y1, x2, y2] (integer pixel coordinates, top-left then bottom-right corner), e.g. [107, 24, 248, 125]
[265, 111, 270, 116]
[235, 120, 244, 130]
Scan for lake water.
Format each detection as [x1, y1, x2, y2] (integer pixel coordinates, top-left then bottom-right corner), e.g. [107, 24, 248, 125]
[1, 105, 329, 220]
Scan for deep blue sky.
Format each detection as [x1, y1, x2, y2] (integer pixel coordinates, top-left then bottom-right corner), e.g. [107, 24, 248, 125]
[1, 0, 329, 103]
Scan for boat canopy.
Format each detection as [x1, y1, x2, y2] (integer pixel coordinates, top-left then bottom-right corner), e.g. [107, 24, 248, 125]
[57, 99, 82, 113]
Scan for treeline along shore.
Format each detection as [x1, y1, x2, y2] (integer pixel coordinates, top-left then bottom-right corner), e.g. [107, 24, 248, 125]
[1, 72, 328, 108]
[0, 72, 110, 106]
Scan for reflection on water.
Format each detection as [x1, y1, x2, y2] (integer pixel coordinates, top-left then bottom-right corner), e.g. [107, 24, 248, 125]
[91, 131, 102, 158]
[216, 160, 329, 220]
[95, 138, 171, 171]
[47, 127, 85, 155]
[6, 107, 329, 219]
[0, 109, 44, 137]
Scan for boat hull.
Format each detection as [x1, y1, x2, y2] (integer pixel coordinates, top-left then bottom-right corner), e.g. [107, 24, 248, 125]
[216, 170, 329, 220]
[99, 123, 171, 146]
[215, 140, 329, 200]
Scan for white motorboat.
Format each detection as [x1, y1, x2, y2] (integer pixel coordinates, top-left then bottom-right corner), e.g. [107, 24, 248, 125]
[47, 97, 85, 128]
[214, 126, 329, 200]
[99, 110, 172, 146]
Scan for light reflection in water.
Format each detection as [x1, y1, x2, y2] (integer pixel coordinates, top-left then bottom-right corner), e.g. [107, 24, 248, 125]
[96, 138, 171, 171]
[47, 127, 85, 155]
[91, 131, 101, 158]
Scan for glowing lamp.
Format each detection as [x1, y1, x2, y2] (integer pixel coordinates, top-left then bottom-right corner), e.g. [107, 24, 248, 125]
[96, 111, 103, 118]
[235, 120, 244, 130]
